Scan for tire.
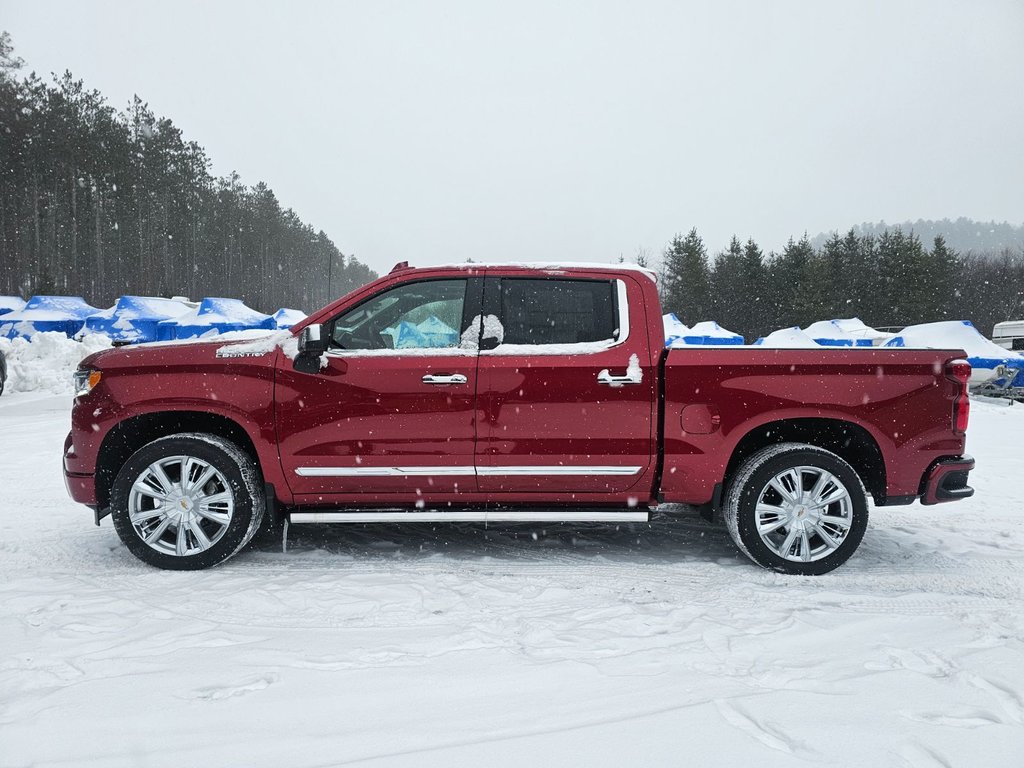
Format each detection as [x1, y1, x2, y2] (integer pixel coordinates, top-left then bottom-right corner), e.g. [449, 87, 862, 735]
[110, 433, 265, 570]
[723, 442, 869, 575]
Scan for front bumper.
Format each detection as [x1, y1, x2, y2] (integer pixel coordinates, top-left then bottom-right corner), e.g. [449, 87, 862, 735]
[63, 431, 98, 507]
[921, 455, 975, 505]
[64, 470, 97, 505]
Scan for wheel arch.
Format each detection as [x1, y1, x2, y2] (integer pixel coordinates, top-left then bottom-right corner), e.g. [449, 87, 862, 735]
[724, 417, 886, 504]
[95, 410, 265, 511]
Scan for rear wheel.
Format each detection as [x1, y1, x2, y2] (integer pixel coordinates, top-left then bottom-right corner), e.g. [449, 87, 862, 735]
[110, 433, 264, 570]
[723, 443, 868, 575]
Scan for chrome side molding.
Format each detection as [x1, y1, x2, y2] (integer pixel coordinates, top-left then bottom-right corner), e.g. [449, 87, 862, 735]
[289, 509, 650, 524]
[295, 465, 642, 477]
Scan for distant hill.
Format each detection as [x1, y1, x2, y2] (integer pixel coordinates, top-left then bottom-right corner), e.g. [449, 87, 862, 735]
[811, 218, 1024, 255]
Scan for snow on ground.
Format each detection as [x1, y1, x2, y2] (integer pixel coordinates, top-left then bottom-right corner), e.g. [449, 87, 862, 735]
[1, 395, 1023, 767]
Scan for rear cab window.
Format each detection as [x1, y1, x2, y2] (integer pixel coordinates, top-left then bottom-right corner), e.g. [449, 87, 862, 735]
[486, 277, 627, 351]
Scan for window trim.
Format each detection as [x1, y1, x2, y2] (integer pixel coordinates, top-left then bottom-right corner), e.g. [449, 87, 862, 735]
[481, 276, 630, 355]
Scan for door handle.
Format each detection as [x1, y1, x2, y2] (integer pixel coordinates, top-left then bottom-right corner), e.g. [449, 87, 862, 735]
[422, 373, 468, 385]
[597, 369, 642, 387]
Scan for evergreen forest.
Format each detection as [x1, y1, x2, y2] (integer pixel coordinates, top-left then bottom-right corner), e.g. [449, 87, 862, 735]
[0, 33, 376, 313]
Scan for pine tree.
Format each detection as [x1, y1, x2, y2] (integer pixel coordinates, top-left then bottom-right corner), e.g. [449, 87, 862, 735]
[710, 236, 745, 333]
[660, 228, 711, 323]
[740, 238, 766, 336]
[765, 235, 816, 329]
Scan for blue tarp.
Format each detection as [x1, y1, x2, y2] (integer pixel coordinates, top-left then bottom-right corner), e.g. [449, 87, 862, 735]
[0, 296, 101, 339]
[156, 297, 274, 340]
[82, 296, 192, 343]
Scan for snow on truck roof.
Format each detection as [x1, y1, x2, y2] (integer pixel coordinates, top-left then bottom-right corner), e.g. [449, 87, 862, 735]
[391, 261, 658, 281]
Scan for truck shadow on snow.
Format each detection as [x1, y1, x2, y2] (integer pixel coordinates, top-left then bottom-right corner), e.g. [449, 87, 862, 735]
[250, 506, 747, 567]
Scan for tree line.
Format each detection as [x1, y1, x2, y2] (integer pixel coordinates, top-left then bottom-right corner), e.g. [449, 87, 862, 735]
[658, 228, 1024, 341]
[0, 33, 376, 313]
[810, 217, 1024, 257]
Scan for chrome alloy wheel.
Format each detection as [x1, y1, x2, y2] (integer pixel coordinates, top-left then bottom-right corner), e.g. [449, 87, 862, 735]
[128, 455, 235, 557]
[754, 465, 853, 563]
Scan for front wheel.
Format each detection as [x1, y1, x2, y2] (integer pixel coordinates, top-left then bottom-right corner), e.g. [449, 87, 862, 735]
[110, 433, 265, 570]
[723, 443, 869, 575]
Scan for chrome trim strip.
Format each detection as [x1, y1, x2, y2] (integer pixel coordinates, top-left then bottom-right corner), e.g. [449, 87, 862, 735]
[614, 278, 630, 347]
[476, 465, 642, 476]
[295, 465, 642, 477]
[296, 466, 476, 477]
[290, 510, 650, 524]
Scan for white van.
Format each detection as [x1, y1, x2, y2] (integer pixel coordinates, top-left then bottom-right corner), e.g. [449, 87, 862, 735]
[993, 320, 1024, 351]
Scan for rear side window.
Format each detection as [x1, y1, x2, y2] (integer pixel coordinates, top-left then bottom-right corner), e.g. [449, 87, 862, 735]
[500, 279, 617, 345]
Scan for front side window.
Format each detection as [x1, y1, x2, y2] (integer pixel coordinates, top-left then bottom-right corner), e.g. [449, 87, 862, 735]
[330, 279, 466, 350]
[499, 278, 618, 345]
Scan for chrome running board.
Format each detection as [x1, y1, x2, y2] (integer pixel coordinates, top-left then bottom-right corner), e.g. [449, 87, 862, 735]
[288, 509, 649, 524]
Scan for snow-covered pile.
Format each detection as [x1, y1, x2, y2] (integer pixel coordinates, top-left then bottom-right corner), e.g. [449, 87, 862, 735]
[272, 308, 307, 329]
[886, 320, 1021, 359]
[82, 295, 193, 343]
[0, 332, 112, 394]
[886, 320, 1024, 386]
[668, 320, 744, 346]
[754, 327, 822, 348]
[157, 297, 274, 340]
[0, 296, 26, 316]
[0, 296, 102, 339]
[662, 313, 689, 346]
[803, 318, 894, 346]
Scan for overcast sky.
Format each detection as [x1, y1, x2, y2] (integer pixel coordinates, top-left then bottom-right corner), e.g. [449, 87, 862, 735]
[4, 0, 1023, 274]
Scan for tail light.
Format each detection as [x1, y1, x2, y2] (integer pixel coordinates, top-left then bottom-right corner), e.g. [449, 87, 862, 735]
[947, 359, 971, 434]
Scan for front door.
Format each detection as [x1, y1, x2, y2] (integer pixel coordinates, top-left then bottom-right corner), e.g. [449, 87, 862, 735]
[475, 274, 656, 495]
[277, 277, 482, 501]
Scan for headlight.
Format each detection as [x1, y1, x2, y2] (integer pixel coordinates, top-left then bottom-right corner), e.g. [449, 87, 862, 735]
[73, 369, 102, 397]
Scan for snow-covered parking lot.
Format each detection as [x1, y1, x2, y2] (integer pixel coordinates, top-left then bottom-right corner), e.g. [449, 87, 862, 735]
[2, 393, 1023, 767]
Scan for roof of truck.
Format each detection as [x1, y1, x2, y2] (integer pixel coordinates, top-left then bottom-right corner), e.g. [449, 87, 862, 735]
[390, 261, 658, 281]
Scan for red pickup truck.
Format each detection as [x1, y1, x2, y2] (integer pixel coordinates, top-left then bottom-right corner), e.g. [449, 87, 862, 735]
[65, 263, 974, 574]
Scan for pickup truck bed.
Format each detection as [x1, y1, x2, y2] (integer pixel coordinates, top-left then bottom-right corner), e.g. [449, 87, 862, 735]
[65, 262, 974, 574]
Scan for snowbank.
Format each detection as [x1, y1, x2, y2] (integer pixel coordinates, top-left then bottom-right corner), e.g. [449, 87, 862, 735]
[0, 332, 112, 394]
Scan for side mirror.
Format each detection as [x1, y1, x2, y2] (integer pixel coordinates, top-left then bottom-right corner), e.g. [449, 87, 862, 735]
[298, 323, 328, 356]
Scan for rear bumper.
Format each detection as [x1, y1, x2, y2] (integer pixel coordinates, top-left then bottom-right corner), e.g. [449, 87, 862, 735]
[921, 455, 975, 505]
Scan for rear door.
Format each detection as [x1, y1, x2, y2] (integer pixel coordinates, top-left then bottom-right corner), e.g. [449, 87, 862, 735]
[475, 273, 656, 494]
[276, 276, 482, 500]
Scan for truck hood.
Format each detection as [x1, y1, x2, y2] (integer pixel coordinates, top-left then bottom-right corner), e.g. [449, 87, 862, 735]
[80, 331, 293, 372]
